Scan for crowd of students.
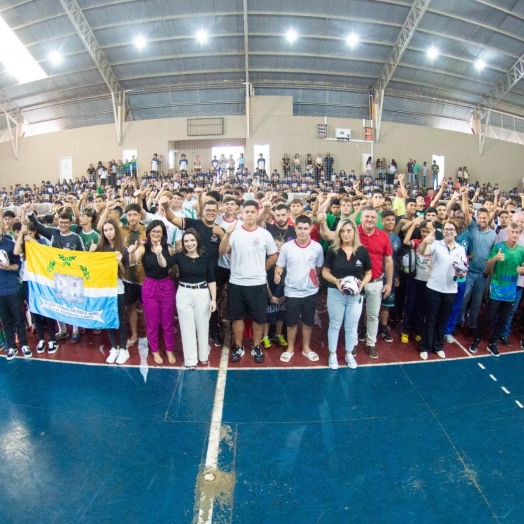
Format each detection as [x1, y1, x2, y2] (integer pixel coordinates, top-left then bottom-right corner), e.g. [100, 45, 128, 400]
[1, 165, 524, 368]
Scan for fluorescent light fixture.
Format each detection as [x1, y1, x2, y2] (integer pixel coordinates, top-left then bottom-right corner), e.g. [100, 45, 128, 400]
[0, 15, 47, 84]
[475, 58, 485, 71]
[427, 46, 439, 60]
[134, 35, 146, 49]
[346, 33, 359, 48]
[196, 29, 208, 44]
[286, 29, 297, 44]
[48, 51, 62, 65]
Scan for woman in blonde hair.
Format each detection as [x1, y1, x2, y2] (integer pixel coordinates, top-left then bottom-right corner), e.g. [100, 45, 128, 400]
[322, 219, 372, 370]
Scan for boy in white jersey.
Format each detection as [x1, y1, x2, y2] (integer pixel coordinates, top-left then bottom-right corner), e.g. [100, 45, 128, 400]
[219, 201, 277, 363]
[274, 215, 324, 363]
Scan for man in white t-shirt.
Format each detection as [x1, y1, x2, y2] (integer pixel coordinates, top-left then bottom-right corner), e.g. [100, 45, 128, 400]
[257, 154, 266, 175]
[179, 154, 189, 173]
[274, 215, 324, 363]
[219, 201, 278, 363]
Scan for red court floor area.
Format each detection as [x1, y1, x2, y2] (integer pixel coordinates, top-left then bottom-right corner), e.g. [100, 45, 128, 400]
[10, 310, 523, 368]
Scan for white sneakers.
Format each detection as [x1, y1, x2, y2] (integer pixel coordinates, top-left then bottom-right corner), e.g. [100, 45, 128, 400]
[106, 347, 130, 365]
[328, 353, 339, 370]
[116, 348, 130, 365]
[345, 352, 358, 369]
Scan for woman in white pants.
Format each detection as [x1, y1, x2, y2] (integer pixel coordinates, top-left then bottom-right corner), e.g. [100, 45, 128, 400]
[167, 229, 216, 368]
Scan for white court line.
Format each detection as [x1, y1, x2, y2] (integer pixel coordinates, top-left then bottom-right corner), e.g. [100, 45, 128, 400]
[197, 344, 230, 524]
[502, 387, 510, 394]
[516, 401, 523, 408]
[204, 345, 229, 469]
[478, 363, 486, 370]
[453, 337, 473, 356]
[489, 374, 497, 381]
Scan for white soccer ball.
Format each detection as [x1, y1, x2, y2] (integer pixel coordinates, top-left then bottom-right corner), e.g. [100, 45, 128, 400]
[0, 250, 9, 267]
[340, 276, 361, 296]
[0, 249, 9, 266]
[453, 254, 469, 274]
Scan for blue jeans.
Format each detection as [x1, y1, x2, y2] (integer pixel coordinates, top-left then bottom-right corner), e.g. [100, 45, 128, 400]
[327, 288, 363, 354]
[433, 174, 438, 189]
[500, 286, 523, 338]
[421, 175, 427, 187]
[445, 280, 466, 335]
[460, 272, 489, 329]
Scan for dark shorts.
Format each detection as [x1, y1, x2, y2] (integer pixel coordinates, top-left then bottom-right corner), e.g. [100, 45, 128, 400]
[381, 291, 395, 308]
[216, 266, 231, 291]
[227, 283, 267, 324]
[124, 281, 142, 306]
[285, 293, 318, 327]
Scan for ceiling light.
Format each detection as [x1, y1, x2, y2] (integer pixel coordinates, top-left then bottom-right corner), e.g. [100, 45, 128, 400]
[196, 29, 208, 44]
[0, 15, 47, 84]
[346, 33, 359, 48]
[134, 35, 146, 49]
[286, 29, 297, 44]
[475, 58, 485, 71]
[48, 51, 63, 65]
[427, 46, 439, 60]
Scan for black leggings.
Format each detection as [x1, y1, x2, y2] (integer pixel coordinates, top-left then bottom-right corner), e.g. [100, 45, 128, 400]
[107, 294, 127, 349]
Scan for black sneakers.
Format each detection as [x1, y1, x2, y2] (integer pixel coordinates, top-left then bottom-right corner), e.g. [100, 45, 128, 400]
[379, 327, 393, 343]
[487, 343, 500, 357]
[358, 327, 367, 342]
[211, 332, 224, 347]
[469, 338, 480, 354]
[498, 337, 511, 347]
[251, 345, 264, 363]
[230, 345, 244, 362]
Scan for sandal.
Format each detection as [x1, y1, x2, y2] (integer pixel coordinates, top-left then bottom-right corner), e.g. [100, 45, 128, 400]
[199, 360, 209, 366]
[127, 338, 137, 348]
[280, 351, 294, 363]
[302, 350, 320, 362]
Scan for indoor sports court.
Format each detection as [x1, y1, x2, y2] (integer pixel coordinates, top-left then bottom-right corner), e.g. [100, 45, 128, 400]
[2, 320, 524, 523]
[2, 0, 524, 523]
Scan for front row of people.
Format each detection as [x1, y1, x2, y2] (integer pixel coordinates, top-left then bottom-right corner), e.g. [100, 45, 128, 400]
[2, 201, 524, 368]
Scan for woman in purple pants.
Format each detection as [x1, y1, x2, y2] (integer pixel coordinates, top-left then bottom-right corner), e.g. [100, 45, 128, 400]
[128, 220, 176, 365]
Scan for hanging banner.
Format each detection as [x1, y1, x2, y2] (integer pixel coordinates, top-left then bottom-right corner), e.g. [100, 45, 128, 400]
[26, 241, 118, 329]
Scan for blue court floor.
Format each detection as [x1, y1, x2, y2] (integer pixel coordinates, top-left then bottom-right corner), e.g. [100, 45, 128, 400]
[1, 353, 524, 523]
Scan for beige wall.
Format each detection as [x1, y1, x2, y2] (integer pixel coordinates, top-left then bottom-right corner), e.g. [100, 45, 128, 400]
[1, 95, 523, 188]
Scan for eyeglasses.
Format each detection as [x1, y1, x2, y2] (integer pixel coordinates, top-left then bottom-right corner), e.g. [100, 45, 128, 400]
[443, 228, 456, 232]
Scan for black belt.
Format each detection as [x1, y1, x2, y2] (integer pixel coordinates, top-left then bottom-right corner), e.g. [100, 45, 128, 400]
[370, 277, 383, 283]
[179, 282, 208, 289]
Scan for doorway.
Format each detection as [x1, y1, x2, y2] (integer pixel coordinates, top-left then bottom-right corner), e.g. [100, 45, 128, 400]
[59, 156, 73, 182]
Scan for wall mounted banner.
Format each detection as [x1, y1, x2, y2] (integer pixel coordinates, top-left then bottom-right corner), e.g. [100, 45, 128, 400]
[26, 241, 119, 329]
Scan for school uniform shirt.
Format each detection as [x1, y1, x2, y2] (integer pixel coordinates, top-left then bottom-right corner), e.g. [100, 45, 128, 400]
[228, 226, 277, 286]
[276, 240, 324, 298]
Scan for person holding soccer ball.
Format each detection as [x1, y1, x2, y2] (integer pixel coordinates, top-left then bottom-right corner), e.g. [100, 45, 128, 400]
[322, 219, 372, 370]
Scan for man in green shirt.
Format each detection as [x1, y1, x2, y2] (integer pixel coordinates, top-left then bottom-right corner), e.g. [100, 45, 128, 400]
[469, 222, 524, 356]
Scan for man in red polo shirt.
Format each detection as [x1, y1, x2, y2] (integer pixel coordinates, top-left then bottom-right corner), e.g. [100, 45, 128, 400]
[358, 206, 393, 358]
